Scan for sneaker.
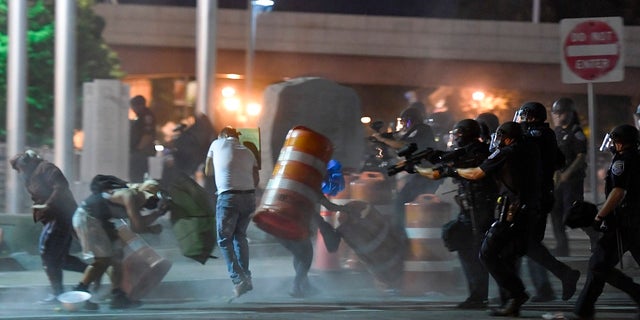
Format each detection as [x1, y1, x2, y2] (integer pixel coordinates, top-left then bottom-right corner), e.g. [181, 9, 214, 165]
[36, 294, 59, 304]
[73, 282, 90, 293]
[233, 279, 253, 298]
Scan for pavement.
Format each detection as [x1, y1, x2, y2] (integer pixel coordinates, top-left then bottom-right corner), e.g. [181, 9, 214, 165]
[1, 223, 640, 320]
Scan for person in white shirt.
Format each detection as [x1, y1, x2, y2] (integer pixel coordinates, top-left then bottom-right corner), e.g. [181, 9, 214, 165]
[205, 126, 259, 298]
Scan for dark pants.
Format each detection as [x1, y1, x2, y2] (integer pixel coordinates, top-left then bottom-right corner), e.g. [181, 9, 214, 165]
[40, 221, 87, 295]
[525, 213, 574, 285]
[459, 239, 489, 301]
[129, 151, 150, 183]
[551, 179, 584, 255]
[575, 226, 640, 317]
[480, 220, 529, 299]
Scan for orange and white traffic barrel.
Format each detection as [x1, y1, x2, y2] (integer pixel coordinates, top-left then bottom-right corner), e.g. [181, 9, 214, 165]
[253, 126, 333, 240]
[402, 194, 458, 296]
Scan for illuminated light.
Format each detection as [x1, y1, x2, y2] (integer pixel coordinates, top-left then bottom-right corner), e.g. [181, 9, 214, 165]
[253, 0, 274, 6]
[238, 114, 248, 123]
[155, 144, 165, 152]
[395, 117, 403, 132]
[472, 91, 485, 101]
[246, 102, 261, 116]
[223, 97, 241, 111]
[221, 86, 236, 98]
[225, 74, 243, 80]
[361, 116, 371, 124]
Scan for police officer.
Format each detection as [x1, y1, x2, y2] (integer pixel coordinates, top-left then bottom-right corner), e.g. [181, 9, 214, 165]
[372, 106, 440, 230]
[448, 121, 539, 316]
[476, 112, 500, 144]
[416, 119, 497, 309]
[550, 98, 599, 256]
[515, 102, 580, 303]
[571, 125, 640, 320]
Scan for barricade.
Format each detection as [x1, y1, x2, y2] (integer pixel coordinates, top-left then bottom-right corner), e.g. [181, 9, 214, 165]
[115, 219, 172, 301]
[337, 201, 404, 290]
[349, 171, 393, 205]
[253, 126, 333, 240]
[402, 194, 457, 295]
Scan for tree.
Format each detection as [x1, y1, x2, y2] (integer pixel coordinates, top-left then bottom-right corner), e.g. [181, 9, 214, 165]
[0, 0, 123, 146]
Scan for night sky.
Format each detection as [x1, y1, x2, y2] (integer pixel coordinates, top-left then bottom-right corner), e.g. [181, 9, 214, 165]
[113, 1, 638, 24]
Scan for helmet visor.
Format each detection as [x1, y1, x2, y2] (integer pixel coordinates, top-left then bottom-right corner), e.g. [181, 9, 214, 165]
[489, 132, 501, 152]
[599, 133, 612, 152]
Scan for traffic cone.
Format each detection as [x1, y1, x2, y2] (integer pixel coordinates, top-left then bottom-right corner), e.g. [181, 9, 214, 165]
[312, 209, 341, 271]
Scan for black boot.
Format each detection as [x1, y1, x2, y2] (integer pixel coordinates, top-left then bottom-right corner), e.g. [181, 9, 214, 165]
[489, 293, 529, 317]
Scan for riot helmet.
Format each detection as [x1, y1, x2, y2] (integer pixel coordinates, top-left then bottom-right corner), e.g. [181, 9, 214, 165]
[600, 124, 639, 154]
[634, 104, 640, 130]
[551, 98, 575, 114]
[399, 106, 424, 131]
[475, 112, 500, 143]
[551, 98, 576, 127]
[490, 121, 523, 152]
[514, 101, 547, 123]
[451, 119, 481, 147]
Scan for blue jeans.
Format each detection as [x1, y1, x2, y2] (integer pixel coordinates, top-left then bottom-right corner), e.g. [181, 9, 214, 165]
[216, 193, 255, 284]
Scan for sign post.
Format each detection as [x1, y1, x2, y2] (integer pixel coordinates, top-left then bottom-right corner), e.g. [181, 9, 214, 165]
[560, 17, 624, 204]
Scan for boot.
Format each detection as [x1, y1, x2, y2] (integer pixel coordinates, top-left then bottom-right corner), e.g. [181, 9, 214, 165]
[489, 293, 529, 317]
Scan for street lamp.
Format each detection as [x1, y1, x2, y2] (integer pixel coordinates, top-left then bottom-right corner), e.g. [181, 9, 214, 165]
[245, 0, 274, 113]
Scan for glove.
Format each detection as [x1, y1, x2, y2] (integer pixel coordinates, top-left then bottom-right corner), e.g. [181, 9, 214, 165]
[592, 216, 607, 232]
[405, 162, 416, 174]
[437, 165, 458, 178]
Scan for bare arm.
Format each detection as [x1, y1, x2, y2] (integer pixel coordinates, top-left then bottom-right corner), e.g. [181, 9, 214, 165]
[204, 156, 214, 177]
[109, 189, 164, 233]
[415, 166, 441, 180]
[457, 167, 486, 180]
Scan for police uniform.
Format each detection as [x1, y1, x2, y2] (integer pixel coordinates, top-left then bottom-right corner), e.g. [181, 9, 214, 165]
[478, 138, 541, 302]
[450, 140, 498, 306]
[522, 122, 579, 301]
[574, 146, 640, 318]
[552, 123, 588, 255]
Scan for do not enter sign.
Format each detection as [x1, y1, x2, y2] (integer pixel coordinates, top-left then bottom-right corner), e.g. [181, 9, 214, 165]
[560, 17, 624, 84]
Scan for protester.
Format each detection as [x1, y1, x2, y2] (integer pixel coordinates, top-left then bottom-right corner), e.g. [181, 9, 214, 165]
[72, 176, 167, 309]
[205, 126, 259, 298]
[9, 150, 88, 303]
[129, 95, 156, 182]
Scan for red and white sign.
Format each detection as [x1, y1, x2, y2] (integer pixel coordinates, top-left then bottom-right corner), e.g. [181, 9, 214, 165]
[560, 17, 624, 84]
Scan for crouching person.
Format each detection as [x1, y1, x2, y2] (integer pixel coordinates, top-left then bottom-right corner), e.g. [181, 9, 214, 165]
[72, 175, 167, 310]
